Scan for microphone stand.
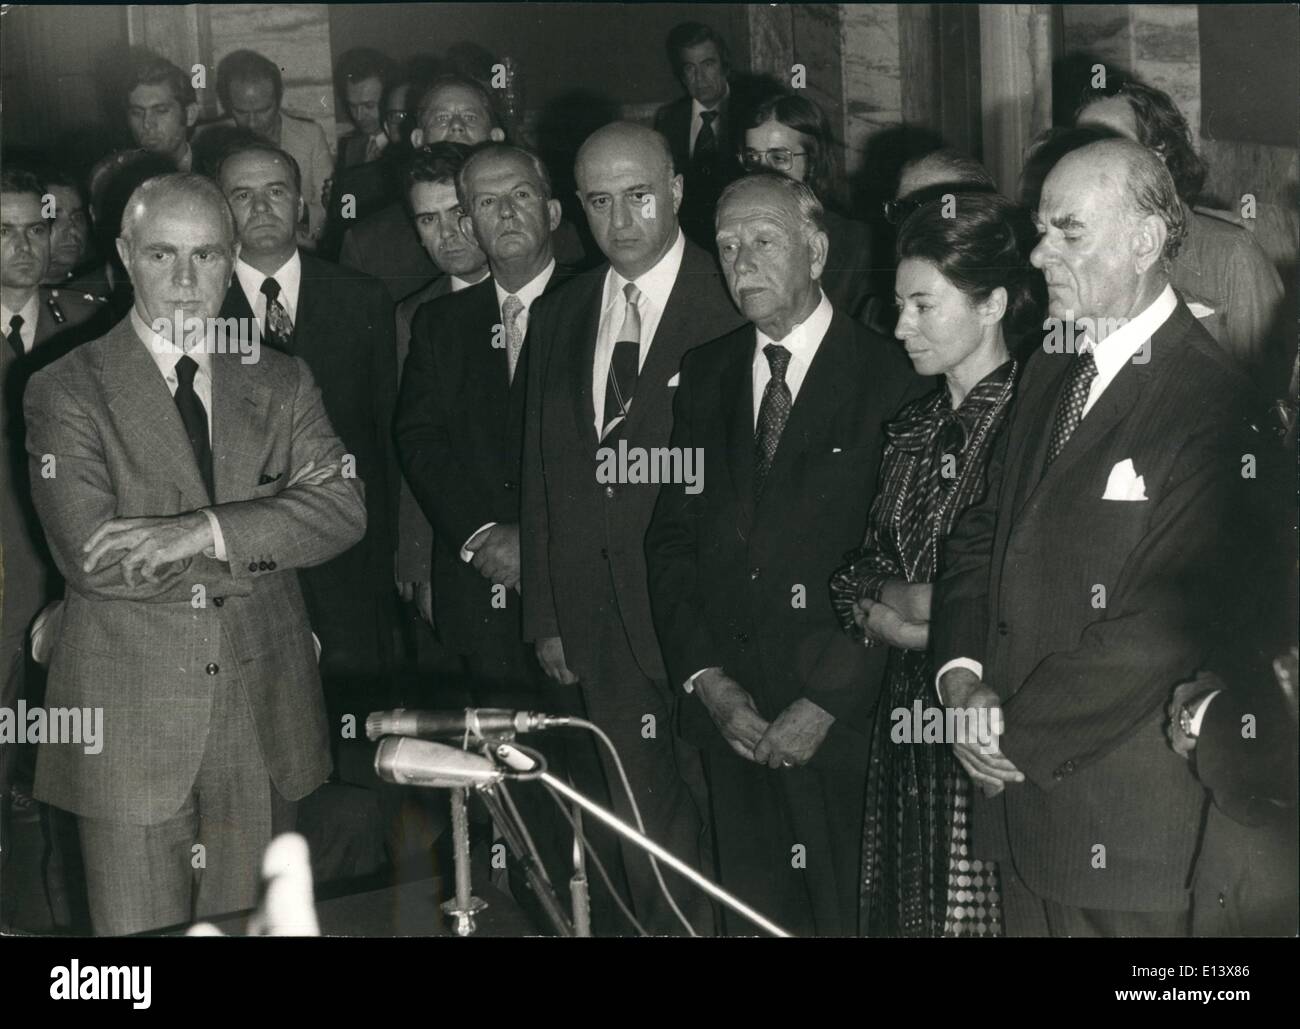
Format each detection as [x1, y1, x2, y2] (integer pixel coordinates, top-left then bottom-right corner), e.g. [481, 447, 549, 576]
[475, 785, 574, 937]
[441, 787, 487, 936]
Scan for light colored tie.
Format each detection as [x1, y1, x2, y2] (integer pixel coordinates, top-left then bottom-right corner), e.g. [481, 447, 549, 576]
[602, 283, 642, 440]
[502, 294, 525, 383]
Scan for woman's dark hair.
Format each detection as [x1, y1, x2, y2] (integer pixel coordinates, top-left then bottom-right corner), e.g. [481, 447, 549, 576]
[896, 192, 1046, 357]
[1074, 76, 1207, 205]
[744, 91, 835, 199]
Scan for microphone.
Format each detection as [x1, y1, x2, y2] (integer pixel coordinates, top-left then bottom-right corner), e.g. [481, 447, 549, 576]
[365, 707, 570, 742]
[373, 736, 504, 789]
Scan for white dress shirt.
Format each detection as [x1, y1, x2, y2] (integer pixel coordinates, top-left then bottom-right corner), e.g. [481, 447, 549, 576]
[935, 283, 1179, 696]
[1, 293, 41, 354]
[688, 87, 730, 158]
[751, 290, 834, 427]
[460, 260, 557, 561]
[234, 251, 303, 331]
[591, 228, 686, 437]
[130, 306, 227, 559]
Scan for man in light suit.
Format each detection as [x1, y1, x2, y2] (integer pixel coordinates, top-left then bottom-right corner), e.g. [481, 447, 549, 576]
[393, 142, 489, 627]
[644, 172, 922, 936]
[24, 174, 366, 935]
[932, 140, 1257, 937]
[523, 122, 745, 934]
[216, 142, 398, 720]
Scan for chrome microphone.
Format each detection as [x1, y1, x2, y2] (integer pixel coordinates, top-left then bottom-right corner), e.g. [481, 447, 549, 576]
[364, 707, 570, 742]
[373, 736, 504, 789]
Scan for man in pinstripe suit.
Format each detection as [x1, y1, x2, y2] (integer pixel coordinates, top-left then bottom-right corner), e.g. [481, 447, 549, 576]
[932, 140, 1258, 937]
[24, 174, 366, 935]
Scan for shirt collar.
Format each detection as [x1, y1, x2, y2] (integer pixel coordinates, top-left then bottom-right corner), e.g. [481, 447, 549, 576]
[449, 274, 480, 293]
[755, 290, 833, 361]
[235, 250, 302, 316]
[691, 86, 729, 121]
[130, 305, 212, 379]
[493, 258, 556, 314]
[604, 228, 685, 315]
[1081, 283, 1177, 380]
[1, 292, 41, 334]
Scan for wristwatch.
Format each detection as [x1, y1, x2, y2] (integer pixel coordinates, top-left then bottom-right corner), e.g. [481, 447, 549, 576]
[1178, 703, 1199, 739]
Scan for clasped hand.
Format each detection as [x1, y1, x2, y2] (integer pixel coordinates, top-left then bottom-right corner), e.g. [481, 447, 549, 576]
[695, 670, 834, 769]
[939, 667, 1024, 797]
[82, 512, 214, 586]
[466, 523, 521, 591]
[854, 580, 930, 650]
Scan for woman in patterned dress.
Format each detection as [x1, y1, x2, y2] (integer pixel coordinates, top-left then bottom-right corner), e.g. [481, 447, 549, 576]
[829, 192, 1043, 937]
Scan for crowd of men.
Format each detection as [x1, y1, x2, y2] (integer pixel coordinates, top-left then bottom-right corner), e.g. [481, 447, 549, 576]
[0, 18, 1294, 938]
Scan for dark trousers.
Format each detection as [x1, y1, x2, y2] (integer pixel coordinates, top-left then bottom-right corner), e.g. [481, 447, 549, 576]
[999, 858, 1189, 937]
[566, 610, 713, 937]
[75, 673, 298, 936]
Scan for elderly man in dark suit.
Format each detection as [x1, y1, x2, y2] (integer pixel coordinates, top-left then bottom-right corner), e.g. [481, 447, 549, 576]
[24, 174, 366, 934]
[932, 139, 1258, 937]
[215, 142, 398, 720]
[523, 122, 745, 935]
[653, 22, 744, 250]
[645, 171, 922, 936]
[395, 142, 575, 914]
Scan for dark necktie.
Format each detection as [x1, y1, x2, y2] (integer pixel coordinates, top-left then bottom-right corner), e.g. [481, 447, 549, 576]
[754, 343, 792, 499]
[694, 110, 718, 168]
[1045, 348, 1099, 467]
[6, 314, 25, 358]
[601, 283, 642, 441]
[174, 354, 215, 502]
[260, 277, 294, 353]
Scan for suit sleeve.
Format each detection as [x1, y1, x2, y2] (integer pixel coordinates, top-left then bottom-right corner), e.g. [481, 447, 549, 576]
[211, 357, 368, 577]
[520, 301, 560, 641]
[644, 355, 728, 687]
[393, 298, 435, 581]
[367, 282, 401, 551]
[25, 369, 251, 603]
[304, 120, 333, 245]
[1221, 231, 1284, 374]
[999, 414, 1252, 791]
[394, 302, 499, 556]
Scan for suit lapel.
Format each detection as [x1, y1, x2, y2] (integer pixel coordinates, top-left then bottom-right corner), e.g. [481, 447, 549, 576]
[569, 274, 603, 449]
[722, 329, 757, 533]
[209, 348, 271, 503]
[101, 322, 211, 509]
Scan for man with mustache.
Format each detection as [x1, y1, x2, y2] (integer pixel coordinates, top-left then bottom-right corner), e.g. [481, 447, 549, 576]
[217, 141, 399, 728]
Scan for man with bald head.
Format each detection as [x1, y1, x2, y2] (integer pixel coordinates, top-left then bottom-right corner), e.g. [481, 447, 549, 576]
[523, 121, 742, 934]
[932, 139, 1258, 936]
[645, 171, 921, 935]
[24, 173, 366, 934]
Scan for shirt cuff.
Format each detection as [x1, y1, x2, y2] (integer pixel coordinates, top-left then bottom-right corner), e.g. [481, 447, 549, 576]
[935, 658, 984, 702]
[683, 666, 719, 694]
[203, 509, 228, 562]
[460, 522, 497, 563]
[1188, 689, 1222, 736]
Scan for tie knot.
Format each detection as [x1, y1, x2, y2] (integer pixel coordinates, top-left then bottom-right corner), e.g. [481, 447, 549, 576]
[763, 343, 791, 382]
[260, 277, 281, 302]
[1075, 347, 1099, 377]
[9, 314, 23, 333]
[700, 110, 718, 126]
[502, 294, 524, 324]
[175, 353, 199, 387]
[623, 282, 641, 307]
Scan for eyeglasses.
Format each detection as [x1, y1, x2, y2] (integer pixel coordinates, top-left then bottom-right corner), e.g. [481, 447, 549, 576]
[741, 147, 808, 172]
[883, 198, 922, 226]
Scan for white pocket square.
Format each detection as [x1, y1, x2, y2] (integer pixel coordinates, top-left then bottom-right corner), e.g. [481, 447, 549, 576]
[1102, 458, 1147, 501]
[667, 373, 680, 388]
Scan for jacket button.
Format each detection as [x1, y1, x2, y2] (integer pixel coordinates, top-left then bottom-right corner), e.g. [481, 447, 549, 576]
[1062, 760, 1075, 773]
[735, 632, 749, 644]
[1052, 768, 1064, 781]
[267, 560, 277, 570]
[604, 485, 615, 499]
[1218, 892, 1226, 908]
[504, 480, 516, 491]
[600, 547, 608, 559]
[248, 561, 258, 572]
[258, 560, 269, 571]
[212, 596, 224, 608]
[749, 567, 761, 581]
[997, 621, 1009, 636]
[205, 663, 219, 675]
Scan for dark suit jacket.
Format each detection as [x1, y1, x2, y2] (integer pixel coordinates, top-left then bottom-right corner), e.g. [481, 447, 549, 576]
[337, 202, 437, 302]
[25, 319, 365, 821]
[220, 253, 398, 670]
[821, 208, 878, 321]
[522, 240, 744, 683]
[645, 308, 923, 753]
[395, 268, 573, 654]
[932, 298, 1258, 911]
[654, 94, 744, 249]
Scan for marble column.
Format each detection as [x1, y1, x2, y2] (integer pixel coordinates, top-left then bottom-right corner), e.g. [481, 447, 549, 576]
[978, 3, 1053, 196]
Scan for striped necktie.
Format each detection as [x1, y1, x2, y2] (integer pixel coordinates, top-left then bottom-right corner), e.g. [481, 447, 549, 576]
[601, 283, 642, 440]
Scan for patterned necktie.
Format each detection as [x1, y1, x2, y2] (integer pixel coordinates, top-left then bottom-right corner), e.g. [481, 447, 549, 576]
[260, 277, 294, 353]
[1045, 348, 1099, 467]
[754, 343, 792, 499]
[6, 314, 25, 358]
[502, 294, 525, 383]
[602, 283, 642, 440]
[174, 354, 214, 501]
[694, 110, 718, 166]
